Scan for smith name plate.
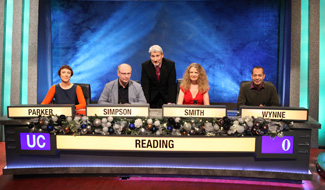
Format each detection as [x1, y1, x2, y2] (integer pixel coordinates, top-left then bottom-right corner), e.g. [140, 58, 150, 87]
[7, 104, 75, 118]
[163, 105, 226, 118]
[240, 106, 308, 121]
[86, 104, 149, 117]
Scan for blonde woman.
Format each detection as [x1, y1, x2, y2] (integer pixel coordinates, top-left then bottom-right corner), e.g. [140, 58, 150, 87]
[177, 63, 209, 105]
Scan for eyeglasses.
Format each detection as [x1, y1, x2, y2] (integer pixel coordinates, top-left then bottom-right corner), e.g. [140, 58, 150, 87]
[119, 72, 131, 76]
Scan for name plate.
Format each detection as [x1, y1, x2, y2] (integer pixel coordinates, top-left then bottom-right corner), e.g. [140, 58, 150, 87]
[240, 106, 308, 121]
[7, 104, 75, 118]
[56, 135, 255, 152]
[86, 104, 149, 117]
[163, 105, 226, 118]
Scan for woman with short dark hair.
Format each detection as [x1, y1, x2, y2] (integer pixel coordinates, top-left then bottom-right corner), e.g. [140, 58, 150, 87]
[41, 65, 86, 115]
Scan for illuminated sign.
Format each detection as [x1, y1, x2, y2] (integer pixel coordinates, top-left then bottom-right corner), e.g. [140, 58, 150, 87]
[56, 136, 255, 152]
[86, 104, 149, 117]
[261, 136, 294, 154]
[163, 105, 226, 118]
[240, 106, 308, 121]
[8, 104, 75, 118]
[20, 133, 51, 150]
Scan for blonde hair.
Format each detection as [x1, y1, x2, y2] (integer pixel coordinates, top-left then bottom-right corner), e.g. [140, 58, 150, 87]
[180, 63, 209, 93]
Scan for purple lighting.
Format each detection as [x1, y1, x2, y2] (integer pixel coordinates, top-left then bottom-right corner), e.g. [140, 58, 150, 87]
[261, 136, 294, 154]
[20, 133, 51, 150]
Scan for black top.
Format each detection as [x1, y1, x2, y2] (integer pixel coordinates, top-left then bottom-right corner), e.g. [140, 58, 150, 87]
[237, 81, 280, 109]
[118, 81, 129, 104]
[54, 84, 78, 105]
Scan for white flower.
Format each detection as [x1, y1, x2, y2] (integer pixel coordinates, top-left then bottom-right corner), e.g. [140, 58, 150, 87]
[233, 121, 239, 126]
[213, 124, 220, 131]
[67, 116, 73, 122]
[94, 128, 102, 133]
[102, 118, 108, 124]
[277, 132, 284, 138]
[107, 122, 112, 127]
[102, 127, 108, 133]
[205, 122, 214, 132]
[183, 123, 191, 131]
[247, 121, 253, 128]
[134, 119, 143, 128]
[82, 116, 88, 121]
[244, 116, 253, 123]
[227, 126, 237, 135]
[206, 132, 216, 136]
[147, 119, 153, 125]
[268, 125, 278, 133]
[120, 120, 127, 127]
[238, 118, 244, 124]
[236, 125, 245, 133]
[154, 120, 160, 127]
[175, 117, 181, 123]
[115, 129, 122, 135]
[113, 124, 121, 130]
[108, 116, 114, 122]
[74, 116, 80, 122]
[256, 117, 264, 123]
[52, 116, 58, 122]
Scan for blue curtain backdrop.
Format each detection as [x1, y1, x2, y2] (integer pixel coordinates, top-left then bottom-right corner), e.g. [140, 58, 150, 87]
[38, 0, 281, 103]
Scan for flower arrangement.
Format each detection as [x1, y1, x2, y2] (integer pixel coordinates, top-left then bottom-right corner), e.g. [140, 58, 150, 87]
[27, 115, 293, 138]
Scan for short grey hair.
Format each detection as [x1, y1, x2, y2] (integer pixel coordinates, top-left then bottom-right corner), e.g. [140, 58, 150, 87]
[148, 45, 163, 54]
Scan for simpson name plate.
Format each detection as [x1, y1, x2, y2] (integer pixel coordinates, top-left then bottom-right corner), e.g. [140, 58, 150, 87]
[7, 104, 75, 118]
[56, 135, 255, 152]
[240, 106, 308, 121]
[86, 104, 149, 117]
[163, 105, 227, 118]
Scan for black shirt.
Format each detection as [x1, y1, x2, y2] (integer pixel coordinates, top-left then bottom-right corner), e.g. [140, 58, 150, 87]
[118, 81, 129, 104]
[54, 84, 78, 105]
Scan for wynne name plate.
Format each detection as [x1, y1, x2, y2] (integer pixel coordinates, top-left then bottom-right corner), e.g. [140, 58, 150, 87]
[240, 106, 308, 121]
[163, 105, 227, 118]
[86, 104, 149, 117]
[7, 104, 75, 118]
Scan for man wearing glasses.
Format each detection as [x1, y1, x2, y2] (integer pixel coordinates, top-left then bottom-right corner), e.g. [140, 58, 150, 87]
[98, 63, 147, 104]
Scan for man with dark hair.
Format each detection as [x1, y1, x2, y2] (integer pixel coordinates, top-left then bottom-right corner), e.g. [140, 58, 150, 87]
[237, 66, 280, 109]
[141, 45, 176, 108]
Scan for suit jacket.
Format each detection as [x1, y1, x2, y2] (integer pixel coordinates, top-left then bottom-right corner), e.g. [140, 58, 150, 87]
[141, 58, 177, 105]
[98, 79, 147, 104]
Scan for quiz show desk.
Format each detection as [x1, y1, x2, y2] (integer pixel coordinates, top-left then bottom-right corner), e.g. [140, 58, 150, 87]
[0, 104, 321, 183]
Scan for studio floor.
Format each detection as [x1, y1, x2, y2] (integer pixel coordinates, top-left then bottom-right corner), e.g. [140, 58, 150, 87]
[0, 142, 324, 190]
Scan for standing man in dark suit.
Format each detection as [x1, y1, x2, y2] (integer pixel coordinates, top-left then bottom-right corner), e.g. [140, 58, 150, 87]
[141, 45, 177, 108]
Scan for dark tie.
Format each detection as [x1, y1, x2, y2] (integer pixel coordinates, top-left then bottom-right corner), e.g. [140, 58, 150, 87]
[156, 66, 160, 81]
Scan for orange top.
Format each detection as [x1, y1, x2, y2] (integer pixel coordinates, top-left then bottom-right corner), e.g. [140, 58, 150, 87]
[41, 85, 86, 114]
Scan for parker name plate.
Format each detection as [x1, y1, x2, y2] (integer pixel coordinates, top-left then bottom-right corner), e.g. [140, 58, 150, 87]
[163, 105, 226, 118]
[57, 136, 255, 152]
[240, 106, 308, 121]
[86, 104, 149, 117]
[7, 104, 75, 118]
